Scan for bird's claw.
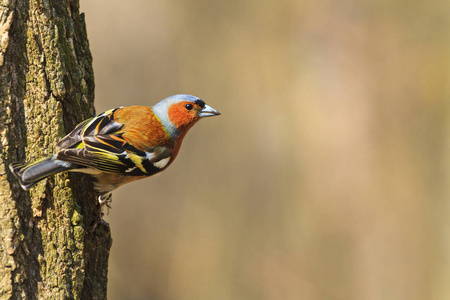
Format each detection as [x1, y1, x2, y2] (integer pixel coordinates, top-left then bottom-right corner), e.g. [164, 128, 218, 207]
[91, 194, 111, 232]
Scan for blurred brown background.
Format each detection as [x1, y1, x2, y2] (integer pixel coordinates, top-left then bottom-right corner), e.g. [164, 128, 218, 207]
[82, 1, 450, 299]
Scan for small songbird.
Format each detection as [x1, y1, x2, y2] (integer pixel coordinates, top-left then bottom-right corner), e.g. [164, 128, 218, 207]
[10, 94, 220, 210]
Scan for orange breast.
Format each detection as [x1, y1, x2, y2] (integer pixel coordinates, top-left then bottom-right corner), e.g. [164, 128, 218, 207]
[113, 106, 174, 151]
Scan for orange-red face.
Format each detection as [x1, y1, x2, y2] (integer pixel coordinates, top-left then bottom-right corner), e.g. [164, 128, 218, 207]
[168, 100, 204, 131]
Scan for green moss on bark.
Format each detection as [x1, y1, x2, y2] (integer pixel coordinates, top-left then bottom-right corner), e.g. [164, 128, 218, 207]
[0, 1, 111, 299]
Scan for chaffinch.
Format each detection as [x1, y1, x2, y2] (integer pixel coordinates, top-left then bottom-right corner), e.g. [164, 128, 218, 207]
[10, 94, 220, 207]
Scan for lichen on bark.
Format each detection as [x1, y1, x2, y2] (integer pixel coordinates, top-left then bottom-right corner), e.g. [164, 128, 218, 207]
[0, 1, 111, 299]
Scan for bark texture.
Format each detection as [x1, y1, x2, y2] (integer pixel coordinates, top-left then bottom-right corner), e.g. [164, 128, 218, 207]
[0, 0, 112, 299]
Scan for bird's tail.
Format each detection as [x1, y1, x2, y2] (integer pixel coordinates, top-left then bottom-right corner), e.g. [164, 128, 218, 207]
[9, 155, 74, 190]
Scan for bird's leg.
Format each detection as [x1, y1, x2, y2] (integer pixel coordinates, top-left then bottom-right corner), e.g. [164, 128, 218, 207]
[91, 193, 112, 232]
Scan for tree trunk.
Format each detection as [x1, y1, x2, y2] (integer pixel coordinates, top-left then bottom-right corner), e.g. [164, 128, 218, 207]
[0, 0, 112, 299]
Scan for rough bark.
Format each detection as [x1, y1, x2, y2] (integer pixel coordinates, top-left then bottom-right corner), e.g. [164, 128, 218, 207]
[0, 0, 112, 299]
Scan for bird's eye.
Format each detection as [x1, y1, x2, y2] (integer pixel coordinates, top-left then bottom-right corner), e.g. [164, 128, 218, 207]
[185, 104, 194, 110]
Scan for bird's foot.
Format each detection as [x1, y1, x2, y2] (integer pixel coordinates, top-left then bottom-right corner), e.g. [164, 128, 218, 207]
[91, 194, 111, 232]
[91, 211, 104, 232]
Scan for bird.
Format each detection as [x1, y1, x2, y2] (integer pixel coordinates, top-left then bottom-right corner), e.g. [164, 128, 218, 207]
[10, 94, 220, 226]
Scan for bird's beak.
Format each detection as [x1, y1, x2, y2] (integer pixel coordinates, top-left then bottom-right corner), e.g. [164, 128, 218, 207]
[198, 104, 221, 117]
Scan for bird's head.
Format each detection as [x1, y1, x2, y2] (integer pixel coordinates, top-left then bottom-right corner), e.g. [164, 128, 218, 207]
[152, 94, 221, 139]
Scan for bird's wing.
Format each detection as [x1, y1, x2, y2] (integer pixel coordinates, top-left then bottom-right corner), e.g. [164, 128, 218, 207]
[56, 108, 124, 149]
[56, 117, 94, 149]
[55, 108, 172, 176]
